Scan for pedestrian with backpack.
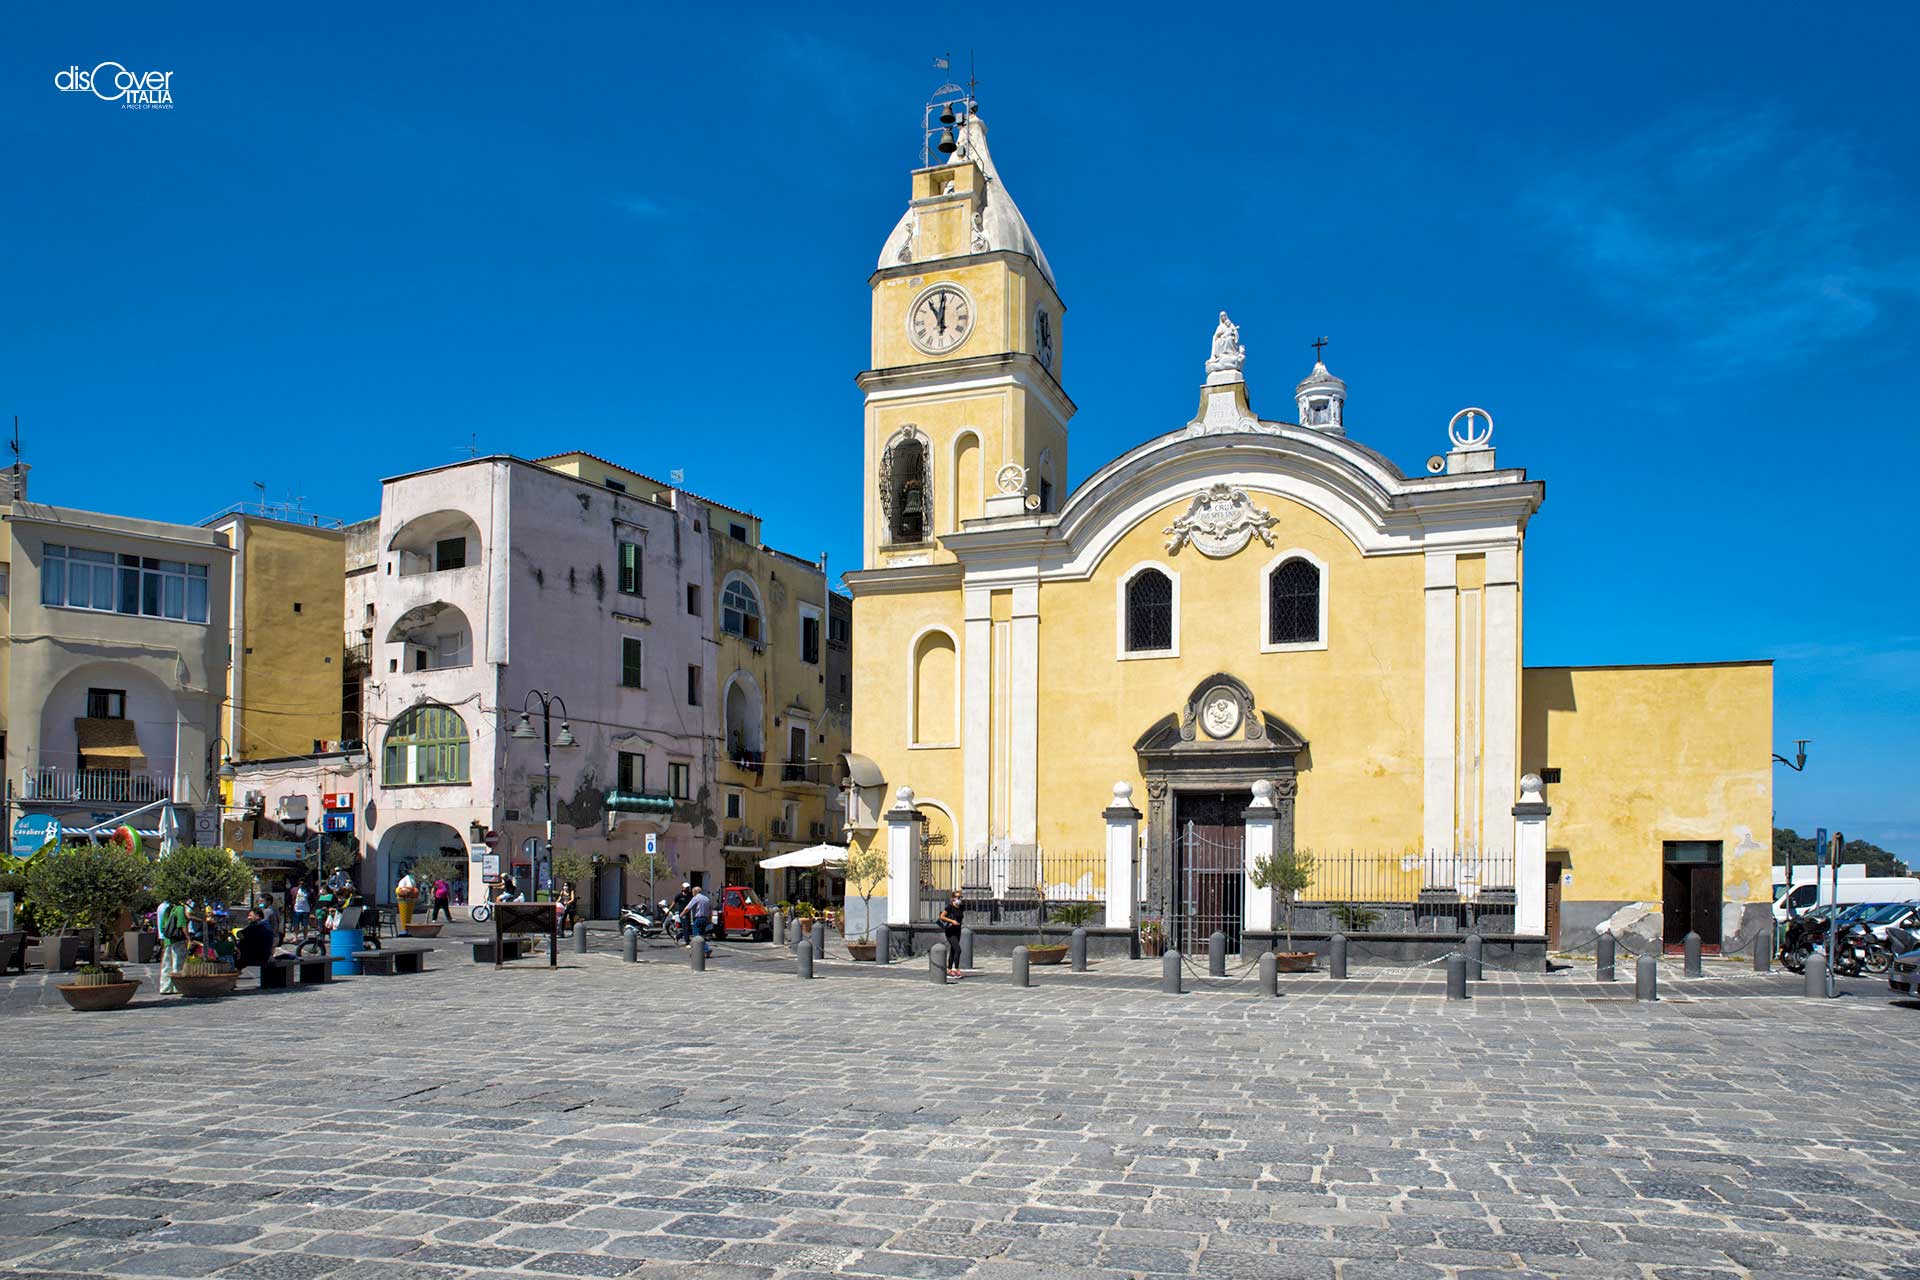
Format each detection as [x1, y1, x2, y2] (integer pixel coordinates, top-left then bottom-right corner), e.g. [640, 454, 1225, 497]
[156, 897, 189, 994]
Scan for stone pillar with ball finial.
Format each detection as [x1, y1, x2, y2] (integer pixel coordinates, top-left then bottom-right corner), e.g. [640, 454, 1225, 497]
[1242, 780, 1280, 934]
[1103, 782, 1142, 930]
[1512, 773, 1551, 937]
[884, 786, 920, 927]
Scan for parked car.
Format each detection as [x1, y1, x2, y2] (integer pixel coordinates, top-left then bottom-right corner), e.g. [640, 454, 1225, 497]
[1888, 926, 1920, 999]
[709, 886, 771, 941]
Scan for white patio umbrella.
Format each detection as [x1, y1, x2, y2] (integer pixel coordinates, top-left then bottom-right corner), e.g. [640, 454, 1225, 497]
[757, 844, 849, 870]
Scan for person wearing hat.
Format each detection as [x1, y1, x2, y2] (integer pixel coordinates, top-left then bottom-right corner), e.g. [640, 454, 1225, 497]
[670, 882, 694, 946]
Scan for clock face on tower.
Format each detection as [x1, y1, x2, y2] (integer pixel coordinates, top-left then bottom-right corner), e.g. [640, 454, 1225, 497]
[907, 283, 974, 355]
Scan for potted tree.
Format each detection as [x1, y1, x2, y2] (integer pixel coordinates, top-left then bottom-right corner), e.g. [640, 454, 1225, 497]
[401, 854, 457, 937]
[155, 846, 253, 998]
[552, 851, 593, 935]
[1025, 887, 1073, 965]
[843, 844, 887, 961]
[1138, 917, 1167, 959]
[1251, 845, 1318, 972]
[27, 842, 150, 1010]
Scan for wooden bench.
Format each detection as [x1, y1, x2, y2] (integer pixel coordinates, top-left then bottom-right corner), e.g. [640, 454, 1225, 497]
[353, 947, 429, 976]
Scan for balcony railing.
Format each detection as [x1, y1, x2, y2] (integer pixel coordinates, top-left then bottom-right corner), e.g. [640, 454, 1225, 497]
[728, 746, 764, 773]
[780, 760, 808, 783]
[21, 766, 177, 805]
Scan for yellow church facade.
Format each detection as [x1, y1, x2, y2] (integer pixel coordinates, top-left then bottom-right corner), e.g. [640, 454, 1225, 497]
[844, 105, 1772, 962]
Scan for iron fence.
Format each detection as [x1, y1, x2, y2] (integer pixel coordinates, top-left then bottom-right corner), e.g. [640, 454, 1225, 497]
[917, 846, 1107, 927]
[1286, 848, 1519, 935]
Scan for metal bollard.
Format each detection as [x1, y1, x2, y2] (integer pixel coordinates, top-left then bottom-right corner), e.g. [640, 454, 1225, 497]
[1752, 931, 1770, 973]
[1208, 931, 1227, 977]
[796, 945, 814, 980]
[930, 942, 949, 985]
[1258, 950, 1278, 997]
[1330, 932, 1348, 980]
[810, 921, 827, 962]
[770, 910, 785, 948]
[574, 923, 588, 954]
[623, 928, 638, 963]
[959, 927, 975, 972]
[1683, 930, 1703, 978]
[1162, 949, 1183, 994]
[1445, 954, 1468, 1001]
[1635, 953, 1658, 1002]
[1596, 931, 1616, 982]
[1464, 933, 1484, 981]
[1012, 944, 1030, 987]
[690, 937, 706, 972]
[874, 923, 891, 965]
[1070, 927, 1088, 972]
[1804, 952, 1826, 998]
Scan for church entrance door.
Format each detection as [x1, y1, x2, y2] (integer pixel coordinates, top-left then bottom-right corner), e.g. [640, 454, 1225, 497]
[1172, 791, 1250, 954]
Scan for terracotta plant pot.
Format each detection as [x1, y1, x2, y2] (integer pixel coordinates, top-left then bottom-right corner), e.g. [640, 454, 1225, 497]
[122, 930, 159, 963]
[403, 923, 443, 938]
[846, 941, 877, 962]
[1274, 951, 1317, 973]
[174, 969, 240, 999]
[57, 979, 140, 1011]
[1140, 937, 1165, 959]
[1026, 944, 1069, 966]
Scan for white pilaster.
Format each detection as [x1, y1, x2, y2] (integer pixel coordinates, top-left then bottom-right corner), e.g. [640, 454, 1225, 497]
[1482, 546, 1520, 864]
[1512, 773, 1550, 936]
[1422, 552, 1457, 862]
[961, 587, 991, 864]
[1008, 582, 1040, 852]
[884, 787, 919, 927]
[1103, 782, 1141, 930]
[1242, 780, 1278, 934]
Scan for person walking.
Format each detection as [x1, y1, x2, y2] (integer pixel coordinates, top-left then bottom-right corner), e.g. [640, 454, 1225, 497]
[938, 890, 965, 978]
[395, 870, 419, 935]
[155, 897, 188, 994]
[687, 885, 714, 959]
[431, 875, 452, 922]
[557, 882, 578, 934]
[261, 894, 283, 945]
[670, 882, 694, 946]
[292, 884, 311, 934]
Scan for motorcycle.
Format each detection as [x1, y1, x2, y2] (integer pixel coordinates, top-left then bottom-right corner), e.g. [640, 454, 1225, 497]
[620, 899, 671, 939]
[1779, 909, 1832, 973]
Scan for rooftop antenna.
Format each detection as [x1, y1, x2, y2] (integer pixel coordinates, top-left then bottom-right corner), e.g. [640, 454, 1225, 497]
[253, 480, 267, 511]
[669, 468, 685, 486]
[460, 433, 478, 459]
[8, 416, 19, 466]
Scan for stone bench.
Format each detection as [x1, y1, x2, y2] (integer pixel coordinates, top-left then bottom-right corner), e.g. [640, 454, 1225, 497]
[354, 948, 428, 976]
[472, 938, 530, 964]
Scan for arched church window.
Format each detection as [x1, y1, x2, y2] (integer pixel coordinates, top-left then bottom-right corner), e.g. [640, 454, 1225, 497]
[720, 578, 762, 641]
[1267, 558, 1321, 645]
[1125, 569, 1174, 653]
[879, 430, 932, 544]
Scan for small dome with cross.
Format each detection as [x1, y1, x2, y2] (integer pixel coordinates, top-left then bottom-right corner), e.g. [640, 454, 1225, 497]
[1294, 338, 1347, 436]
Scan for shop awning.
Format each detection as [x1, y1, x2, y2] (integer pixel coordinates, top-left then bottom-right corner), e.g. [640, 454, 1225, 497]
[841, 753, 883, 789]
[758, 844, 849, 870]
[75, 718, 145, 759]
[606, 790, 676, 814]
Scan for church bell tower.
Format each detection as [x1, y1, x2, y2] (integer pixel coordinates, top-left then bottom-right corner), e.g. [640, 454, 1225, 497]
[858, 87, 1073, 570]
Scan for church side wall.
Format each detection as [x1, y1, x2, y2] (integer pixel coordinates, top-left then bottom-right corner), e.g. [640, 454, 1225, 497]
[1520, 662, 1773, 949]
[1034, 492, 1428, 863]
[848, 586, 966, 863]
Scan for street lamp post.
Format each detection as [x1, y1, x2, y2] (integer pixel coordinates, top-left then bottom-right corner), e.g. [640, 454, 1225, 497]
[510, 690, 577, 898]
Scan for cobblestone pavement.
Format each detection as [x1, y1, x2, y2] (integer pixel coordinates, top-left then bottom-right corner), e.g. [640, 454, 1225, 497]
[3, 936, 1918, 1280]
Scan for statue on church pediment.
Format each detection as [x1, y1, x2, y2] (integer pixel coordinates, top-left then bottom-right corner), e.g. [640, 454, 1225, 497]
[1163, 483, 1279, 558]
[1205, 311, 1246, 375]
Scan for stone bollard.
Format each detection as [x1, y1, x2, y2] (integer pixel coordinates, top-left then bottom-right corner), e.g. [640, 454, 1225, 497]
[623, 928, 638, 963]
[1596, 931, 1616, 982]
[796, 945, 814, 980]
[770, 910, 785, 948]
[1012, 945, 1030, 987]
[1330, 932, 1348, 980]
[811, 921, 827, 962]
[790, 919, 805, 951]
[574, 923, 588, 954]
[930, 942, 950, 984]
[1635, 953, 1658, 1002]
[874, 923, 891, 965]
[1208, 931, 1227, 977]
[959, 927, 975, 972]
[1752, 931, 1770, 973]
[1683, 930, 1703, 978]
[1445, 954, 1468, 1001]
[1804, 952, 1826, 998]
[1464, 933, 1484, 981]
[1259, 950, 1278, 997]
[690, 937, 706, 972]
[1070, 927, 1088, 972]
[1162, 949, 1183, 994]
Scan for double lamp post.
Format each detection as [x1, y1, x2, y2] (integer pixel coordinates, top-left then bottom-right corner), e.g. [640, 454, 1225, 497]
[509, 689, 576, 896]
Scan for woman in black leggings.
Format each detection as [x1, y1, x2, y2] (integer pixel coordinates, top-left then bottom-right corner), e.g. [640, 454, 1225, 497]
[938, 891, 965, 977]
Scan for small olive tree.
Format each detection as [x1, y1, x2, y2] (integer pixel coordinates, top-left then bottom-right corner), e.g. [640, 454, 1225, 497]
[154, 846, 253, 914]
[408, 854, 459, 894]
[631, 847, 669, 907]
[551, 852, 595, 897]
[25, 843, 150, 958]
[1251, 845, 1316, 952]
[843, 843, 888, 941]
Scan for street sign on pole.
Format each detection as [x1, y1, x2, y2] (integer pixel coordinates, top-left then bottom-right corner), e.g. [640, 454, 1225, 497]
[10, 814, 59, 859]
[645, 832, 658, 857]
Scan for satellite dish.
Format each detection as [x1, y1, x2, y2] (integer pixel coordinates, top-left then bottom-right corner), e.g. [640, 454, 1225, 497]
[1425, 455, 1446, 474]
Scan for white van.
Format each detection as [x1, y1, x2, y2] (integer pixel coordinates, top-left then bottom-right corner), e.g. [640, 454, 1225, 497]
[1773, 877, 1920, 920]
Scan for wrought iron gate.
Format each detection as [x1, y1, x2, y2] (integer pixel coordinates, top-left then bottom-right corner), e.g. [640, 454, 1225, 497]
[1174, 819, 1244, 954]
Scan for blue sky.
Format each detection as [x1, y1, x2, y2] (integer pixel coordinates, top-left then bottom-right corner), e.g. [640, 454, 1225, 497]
[5, 3, 1917, 854]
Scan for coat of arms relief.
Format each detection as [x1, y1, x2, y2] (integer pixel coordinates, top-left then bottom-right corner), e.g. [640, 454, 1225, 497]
[1163, 484, 1279, 558]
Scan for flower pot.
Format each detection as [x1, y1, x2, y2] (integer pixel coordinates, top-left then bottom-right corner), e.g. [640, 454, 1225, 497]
[403, 923, 443, 938]
[123, 930, 160, 963]
[174, 969, 240, 999]
[57, 979, 140, 1011]
[847, 941, 876, 962]
[1140, 936, 1165, 959]
[29, 935, 81, 972]
[1026, 944, 1069, 966]
[1274, 951, 1316, 973]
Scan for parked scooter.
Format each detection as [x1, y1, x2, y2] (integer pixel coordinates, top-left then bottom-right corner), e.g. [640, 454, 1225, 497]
[619, 900, 670, 939]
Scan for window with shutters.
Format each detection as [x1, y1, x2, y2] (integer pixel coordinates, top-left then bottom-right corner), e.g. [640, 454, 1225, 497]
[617, 540, 641, 595]
[1118, 564, 1177, 658]
[620, 636, 644, 688]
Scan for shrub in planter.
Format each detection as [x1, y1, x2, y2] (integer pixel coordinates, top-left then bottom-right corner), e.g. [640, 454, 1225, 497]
[173, 955, 239, 999]
[153, 846, 252, 915]
[1251, 845, 1318, 971]
[24, 843, 150, 965]
[57, 962, 140, 1011]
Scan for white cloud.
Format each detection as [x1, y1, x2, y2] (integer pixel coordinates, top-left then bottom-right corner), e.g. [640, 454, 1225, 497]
[1526, 109, 1920, 373]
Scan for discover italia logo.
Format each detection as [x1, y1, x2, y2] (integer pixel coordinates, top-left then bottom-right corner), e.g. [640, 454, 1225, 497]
[55, 62, 174, 108]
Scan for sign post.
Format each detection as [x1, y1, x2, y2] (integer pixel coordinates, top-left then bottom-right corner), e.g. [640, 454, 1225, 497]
[10, 814, 60, 860]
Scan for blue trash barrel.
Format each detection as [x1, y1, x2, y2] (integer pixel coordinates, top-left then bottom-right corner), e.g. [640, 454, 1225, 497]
[329, 927, 365, 976]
